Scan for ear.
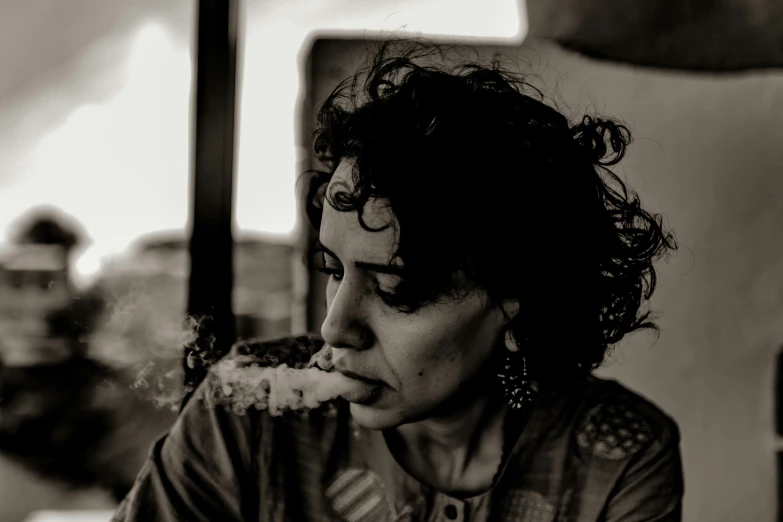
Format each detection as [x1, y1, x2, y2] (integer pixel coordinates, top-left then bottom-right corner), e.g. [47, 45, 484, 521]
[500, 299, 520, 321]
[500, 299, 521, 353]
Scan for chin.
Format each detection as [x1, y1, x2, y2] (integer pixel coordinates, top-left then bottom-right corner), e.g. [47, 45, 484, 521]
[348, 403, 406, 431]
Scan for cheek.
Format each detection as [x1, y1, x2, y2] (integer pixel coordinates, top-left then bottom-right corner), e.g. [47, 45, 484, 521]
[387, 335, 468, 391]
[380, 311, 501, 395]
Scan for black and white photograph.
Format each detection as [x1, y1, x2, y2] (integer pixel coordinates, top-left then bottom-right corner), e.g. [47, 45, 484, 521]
[0, 1, 782, 521]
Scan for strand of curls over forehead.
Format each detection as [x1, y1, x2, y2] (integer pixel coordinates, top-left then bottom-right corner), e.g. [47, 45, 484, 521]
[301, 39, 677, 391]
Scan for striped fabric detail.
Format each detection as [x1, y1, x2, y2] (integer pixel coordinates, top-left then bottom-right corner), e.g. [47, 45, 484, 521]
[324, 468, 395, 522]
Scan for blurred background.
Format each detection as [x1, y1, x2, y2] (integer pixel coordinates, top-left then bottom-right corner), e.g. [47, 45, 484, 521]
[1, 1, 782, 521]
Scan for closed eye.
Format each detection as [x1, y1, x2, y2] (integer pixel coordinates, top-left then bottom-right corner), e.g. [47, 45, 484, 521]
[316, 267, 343, 282]
[320, 243, 404, 276]
[318, 243, 413, 313]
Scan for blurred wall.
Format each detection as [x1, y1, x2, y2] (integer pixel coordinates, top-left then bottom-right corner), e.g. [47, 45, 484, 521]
[303, 37, 783, 522]
[525, 0, 783, 71]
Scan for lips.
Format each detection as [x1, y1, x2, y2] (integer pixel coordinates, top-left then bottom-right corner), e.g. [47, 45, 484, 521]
[340, 386, 383, 405]
[337, 369, 386, 386]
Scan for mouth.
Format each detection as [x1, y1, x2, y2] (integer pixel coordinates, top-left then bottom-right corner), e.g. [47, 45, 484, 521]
[340, 385, 383, 405]
[337, 369, 386, 387]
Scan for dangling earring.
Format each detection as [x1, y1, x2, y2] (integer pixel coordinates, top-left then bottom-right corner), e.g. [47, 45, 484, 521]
[504, 329, 520, 353]
[497, 330, 538, 410]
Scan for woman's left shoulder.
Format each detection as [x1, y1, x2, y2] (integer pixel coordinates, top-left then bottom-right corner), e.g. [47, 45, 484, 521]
[569, 376, 680, 461]
[229, 333, 326, 367]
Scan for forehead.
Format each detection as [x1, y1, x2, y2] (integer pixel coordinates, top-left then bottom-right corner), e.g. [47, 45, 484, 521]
[320, 159, 398, 261]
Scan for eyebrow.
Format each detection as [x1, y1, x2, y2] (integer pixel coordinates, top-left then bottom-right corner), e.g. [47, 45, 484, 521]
[320, 243, 404, 276]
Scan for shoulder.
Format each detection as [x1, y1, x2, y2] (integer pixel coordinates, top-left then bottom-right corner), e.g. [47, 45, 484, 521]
[570, 376, 680, 461]
[228, 333, 326, 368]
[563, 378, 685, 519]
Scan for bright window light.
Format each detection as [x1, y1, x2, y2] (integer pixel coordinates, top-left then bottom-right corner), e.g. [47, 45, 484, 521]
[234, 0, 528, 239]
[0, 1, 525, 286]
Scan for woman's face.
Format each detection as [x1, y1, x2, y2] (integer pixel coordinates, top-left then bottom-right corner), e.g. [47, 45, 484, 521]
[319, 159, 507, 430]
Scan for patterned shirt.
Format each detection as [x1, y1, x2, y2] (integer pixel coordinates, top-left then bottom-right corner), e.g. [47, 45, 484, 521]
[112, 335, 684, 522]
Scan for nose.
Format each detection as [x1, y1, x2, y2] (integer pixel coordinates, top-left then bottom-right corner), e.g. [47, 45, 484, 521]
[320, 278, 372, 351]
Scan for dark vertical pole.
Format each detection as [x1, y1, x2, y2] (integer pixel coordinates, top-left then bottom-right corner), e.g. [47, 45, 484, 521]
[304, 41, 329, 334]
[183, 0, 239, 399]
[777, 347, 783, 522]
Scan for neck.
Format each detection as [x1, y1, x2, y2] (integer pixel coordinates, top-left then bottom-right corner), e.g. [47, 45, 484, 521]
[396, 386, 503, 454]
[388, 368, 509, 495]
[396, 347, 507, 455]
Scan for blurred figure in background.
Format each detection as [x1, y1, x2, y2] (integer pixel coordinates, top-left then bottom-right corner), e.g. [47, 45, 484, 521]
[0, 208, 178, 506]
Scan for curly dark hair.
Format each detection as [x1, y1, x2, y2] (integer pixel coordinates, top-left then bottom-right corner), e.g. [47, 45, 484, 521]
[302, 40, 677, 390]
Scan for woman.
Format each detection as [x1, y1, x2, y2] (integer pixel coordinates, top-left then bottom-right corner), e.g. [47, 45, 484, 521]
[113, 41, 682, 521]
